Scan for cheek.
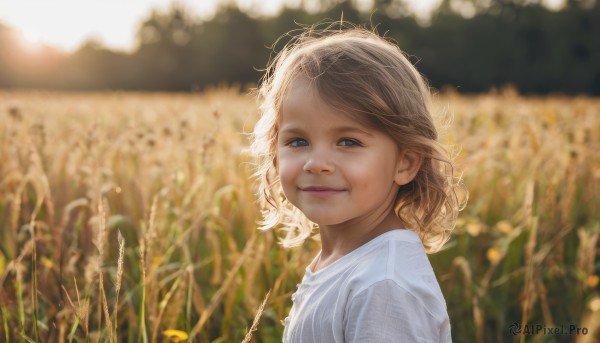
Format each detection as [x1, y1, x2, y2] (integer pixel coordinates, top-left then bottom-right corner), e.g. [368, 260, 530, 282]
[277, 152, 299, 191]
[346, 158, 396, 190]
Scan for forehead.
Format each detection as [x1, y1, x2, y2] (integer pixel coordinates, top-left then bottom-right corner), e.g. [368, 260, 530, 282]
[280, 77, 367, 129]
[281, 76, 325, 108]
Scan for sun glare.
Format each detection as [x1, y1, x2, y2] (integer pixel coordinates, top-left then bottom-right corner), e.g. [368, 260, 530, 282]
[0, 2, 96, 52]
[16, 29, 45, 53]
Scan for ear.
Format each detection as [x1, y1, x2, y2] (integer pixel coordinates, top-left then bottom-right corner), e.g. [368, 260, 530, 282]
[394, 151, 423, 186]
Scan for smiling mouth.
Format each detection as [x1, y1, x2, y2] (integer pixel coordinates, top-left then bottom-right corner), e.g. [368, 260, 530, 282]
[300, 186, 346, 196]
[301, 186, 344, 191]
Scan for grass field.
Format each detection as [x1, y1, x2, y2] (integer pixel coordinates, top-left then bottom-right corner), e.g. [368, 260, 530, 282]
[0, 88, 598, 342]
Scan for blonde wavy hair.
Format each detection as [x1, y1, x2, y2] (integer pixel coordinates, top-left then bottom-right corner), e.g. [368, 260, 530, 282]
[250, 24, 467, 253]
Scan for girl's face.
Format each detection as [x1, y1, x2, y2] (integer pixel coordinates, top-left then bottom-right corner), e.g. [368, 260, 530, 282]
[277, 78, 416, 228]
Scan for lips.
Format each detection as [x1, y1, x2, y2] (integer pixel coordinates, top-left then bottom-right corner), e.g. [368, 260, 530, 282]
[301, 186, 345, 191]
[299, 186, 346, 197]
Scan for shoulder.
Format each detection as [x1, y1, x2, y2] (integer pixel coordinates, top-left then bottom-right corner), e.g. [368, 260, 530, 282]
[344, 279, 451, 342]
[347, 230, 431, 288]
[346, 231, 448, 320]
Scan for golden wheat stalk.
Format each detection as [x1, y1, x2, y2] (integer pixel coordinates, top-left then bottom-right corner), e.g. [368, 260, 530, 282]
[188, 234, 258, 339]
[114, 231, 125, 339]
[61, 277, 89, 337]
[150, 273, 183, 342]
[241, 289, 271, 343]
[100, 270, 114, 343]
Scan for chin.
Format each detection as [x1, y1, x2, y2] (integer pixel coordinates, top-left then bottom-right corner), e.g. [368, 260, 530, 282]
[298, 206, 348, 225]
[305, 215, 345, 227]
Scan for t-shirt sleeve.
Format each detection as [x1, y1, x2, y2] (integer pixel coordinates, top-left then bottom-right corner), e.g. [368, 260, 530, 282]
[344, 279, 451, 343]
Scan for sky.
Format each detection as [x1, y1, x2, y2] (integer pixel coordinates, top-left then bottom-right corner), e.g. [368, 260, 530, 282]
[0, 0, 563, 53]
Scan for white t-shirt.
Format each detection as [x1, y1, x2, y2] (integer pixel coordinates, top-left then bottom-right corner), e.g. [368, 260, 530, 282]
[282, 229, 452, 343]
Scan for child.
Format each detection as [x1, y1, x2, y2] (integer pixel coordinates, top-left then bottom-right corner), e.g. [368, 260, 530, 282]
[251, 24, 466, 342]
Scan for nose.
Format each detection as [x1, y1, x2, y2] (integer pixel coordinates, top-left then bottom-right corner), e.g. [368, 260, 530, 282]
[303, 149, 335, 174]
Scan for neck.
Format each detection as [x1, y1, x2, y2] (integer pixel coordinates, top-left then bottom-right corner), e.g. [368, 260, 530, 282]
[316, 206, 404, 267]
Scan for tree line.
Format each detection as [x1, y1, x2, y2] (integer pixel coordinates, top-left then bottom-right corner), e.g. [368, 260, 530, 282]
[0, 0, 598, 94]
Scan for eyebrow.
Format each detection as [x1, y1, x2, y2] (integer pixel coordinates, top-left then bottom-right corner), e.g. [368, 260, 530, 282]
[280, 125, 374, 137]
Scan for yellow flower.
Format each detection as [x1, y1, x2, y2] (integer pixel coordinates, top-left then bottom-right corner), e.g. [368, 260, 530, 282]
[152, 256, 163, 267]
[40, 257, 55, 269]
[495, 220, 513, 235]
[544, 109, 557, 126]
[586, 275, 599, 289]
[486, 247, 502, 264]
[589, 297, 600, 312]
[466, 222, 483, 237]
[162, 329, 188, 342]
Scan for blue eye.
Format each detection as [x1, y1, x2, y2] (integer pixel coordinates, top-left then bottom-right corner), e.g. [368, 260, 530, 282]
[338, 138, 361, 147]
[286, 138, 308, 147]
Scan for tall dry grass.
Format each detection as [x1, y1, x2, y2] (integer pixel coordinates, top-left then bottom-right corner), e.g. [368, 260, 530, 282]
[0, 87, 598, 342]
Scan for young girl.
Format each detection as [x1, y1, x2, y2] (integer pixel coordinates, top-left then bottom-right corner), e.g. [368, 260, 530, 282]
[251, 25, 466, 342]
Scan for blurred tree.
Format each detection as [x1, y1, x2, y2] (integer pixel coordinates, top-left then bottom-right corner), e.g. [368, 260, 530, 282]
[373, 0, 413, 18]
[134, 6, 200, 90]
[0, 0, 598, 94]
[195, 5, 266, 86]
[54, 39, 134, 90]
[321, 1, 364, 22]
